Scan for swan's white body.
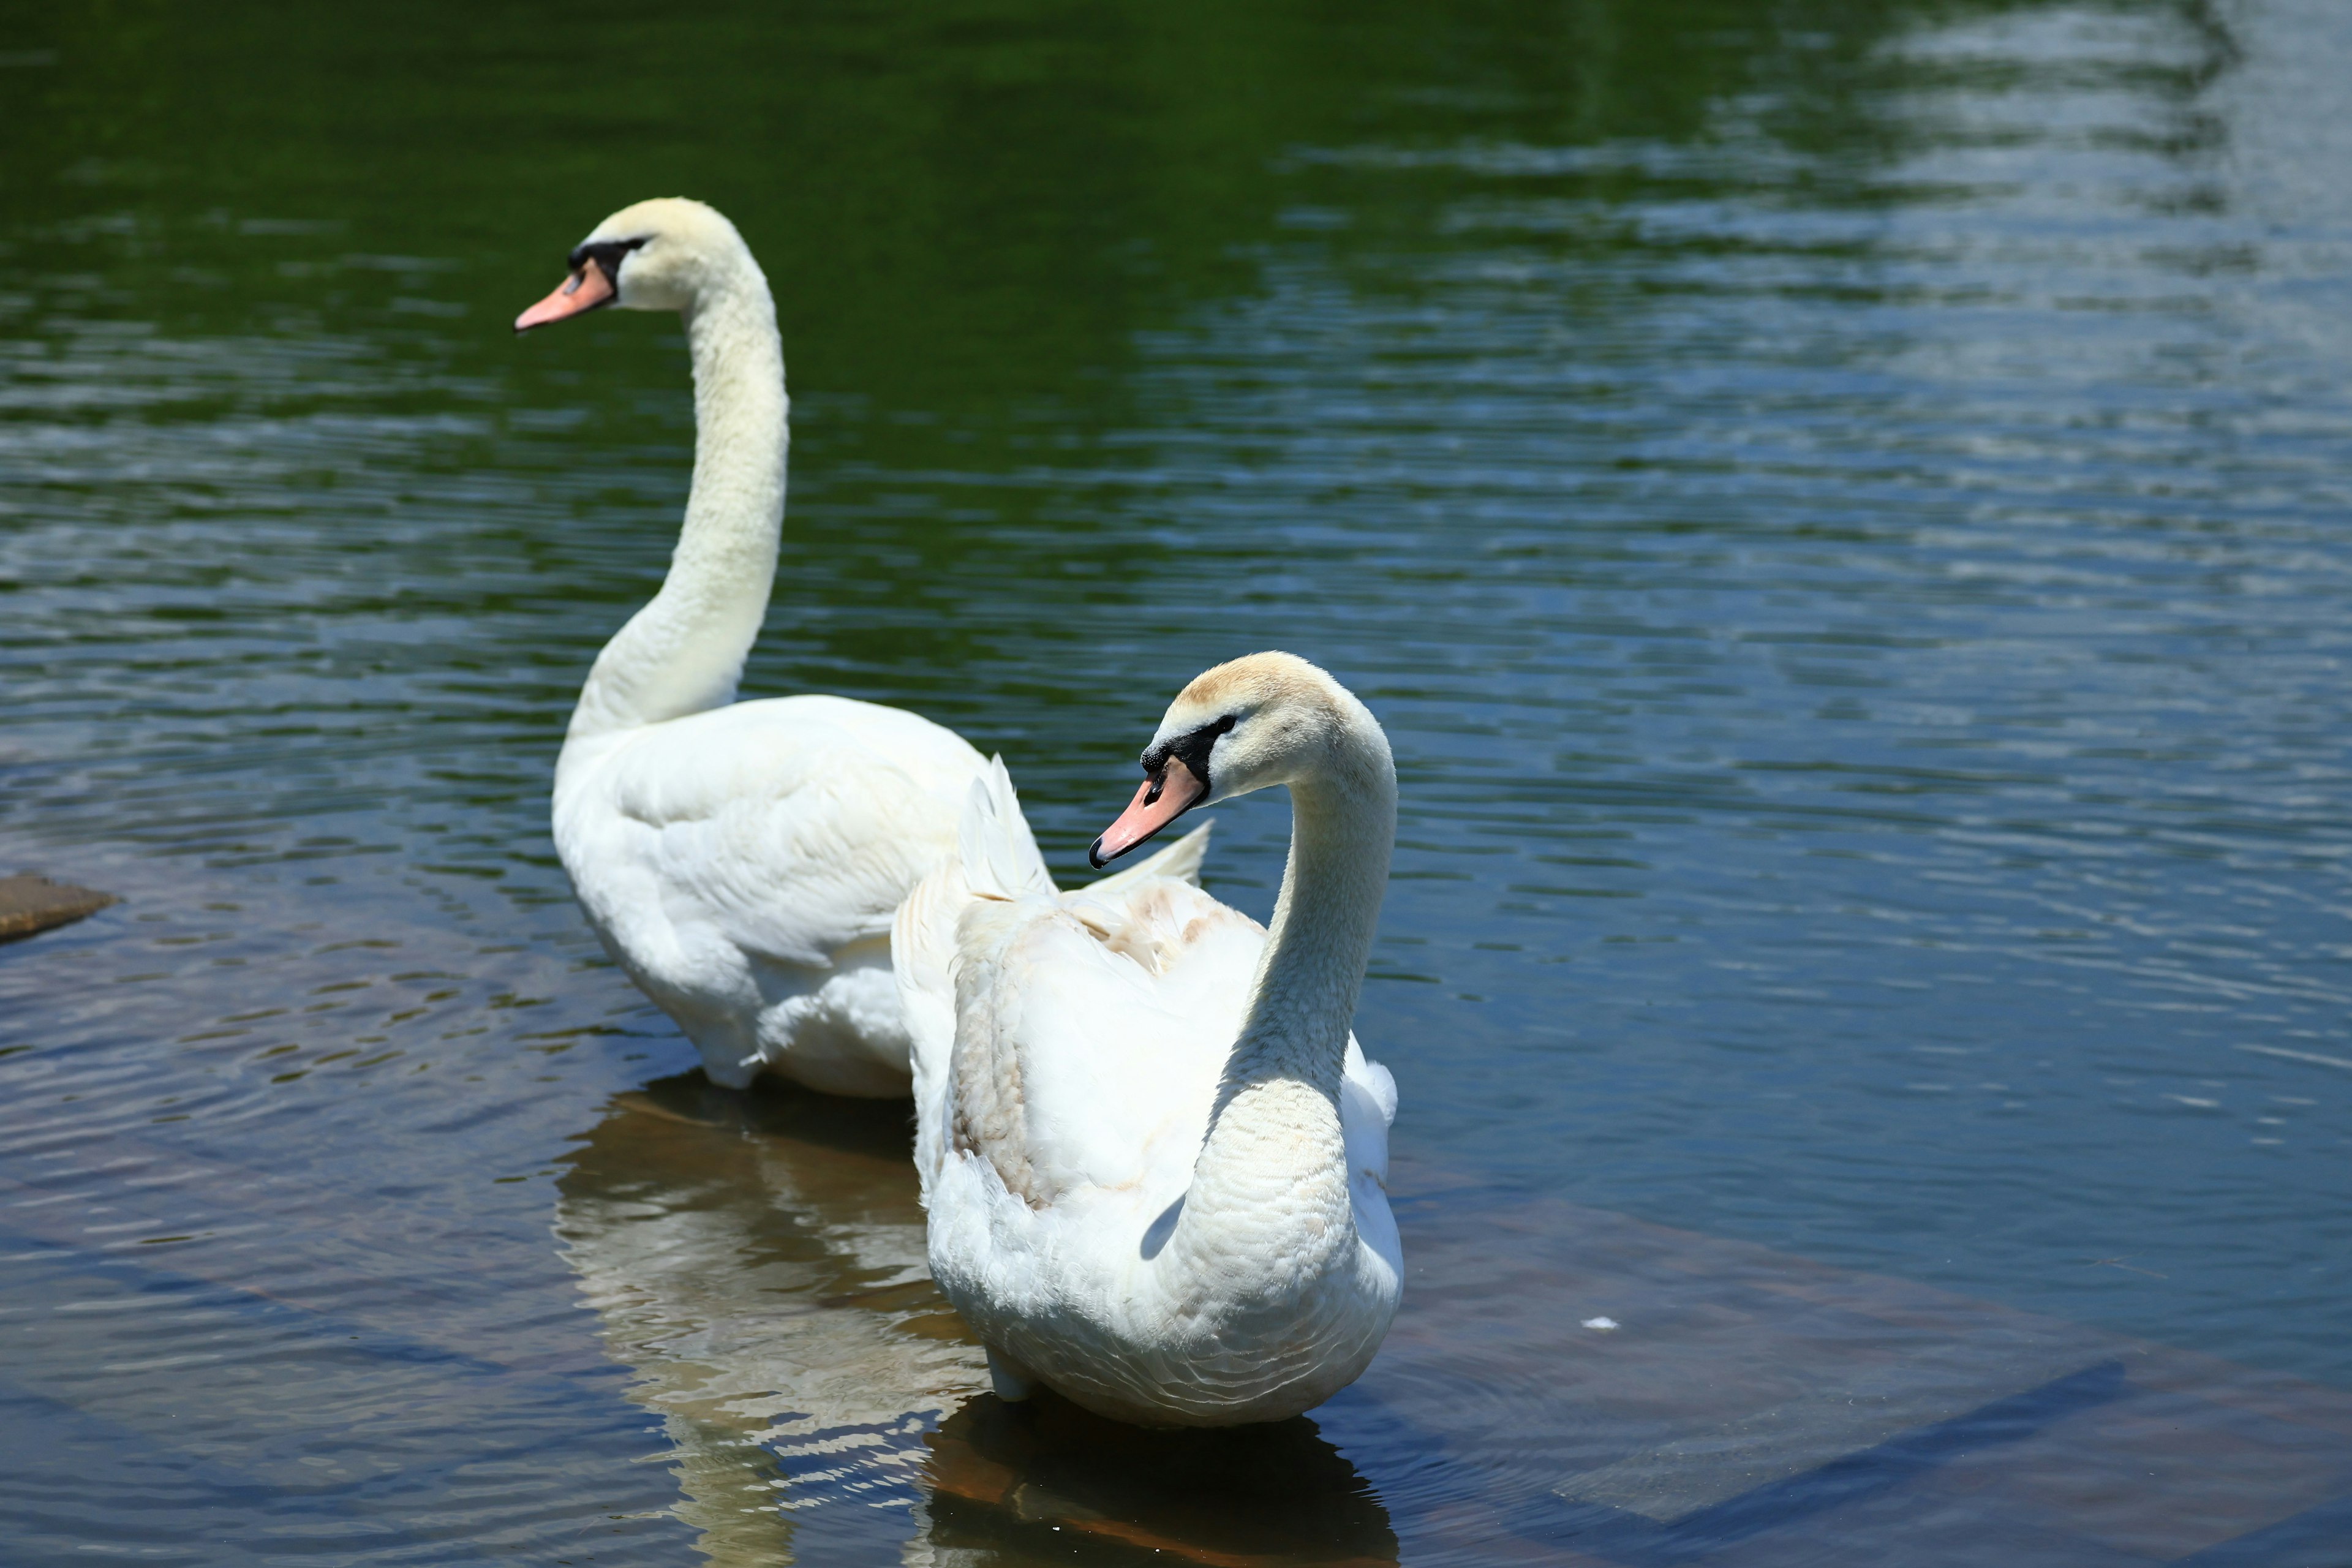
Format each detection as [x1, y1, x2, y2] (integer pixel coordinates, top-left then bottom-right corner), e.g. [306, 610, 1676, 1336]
[897, 654, 1403, 1427]
[529, 197, 995, 1094]
[557, 699, 994, 1095]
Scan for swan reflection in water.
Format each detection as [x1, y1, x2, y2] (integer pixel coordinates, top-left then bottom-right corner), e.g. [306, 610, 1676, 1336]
[555, 1072, 1398, 1566]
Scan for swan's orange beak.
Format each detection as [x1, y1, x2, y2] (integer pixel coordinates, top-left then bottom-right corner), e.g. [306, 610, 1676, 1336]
[1090, 756, 1206, 868]
[513, 263, 616, 332]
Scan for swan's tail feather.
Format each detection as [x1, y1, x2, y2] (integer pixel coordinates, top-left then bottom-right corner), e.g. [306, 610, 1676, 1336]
[960, 756, 1056, 902]
[892, 854, 963, 1070]
[1082, 820, 1212, 898]
[899, 758, 1052, 1198]
[892, 851, 967, 1199]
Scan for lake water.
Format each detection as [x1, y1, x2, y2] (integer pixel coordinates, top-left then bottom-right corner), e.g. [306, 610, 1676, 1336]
[4, 0, 2350, 1562]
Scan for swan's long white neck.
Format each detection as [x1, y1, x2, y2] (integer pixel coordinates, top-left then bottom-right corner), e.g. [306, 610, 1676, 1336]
[1181, 710, 1395, 1255]
[565, 262, 788, 744]
[1225, 767, 1393, 1096]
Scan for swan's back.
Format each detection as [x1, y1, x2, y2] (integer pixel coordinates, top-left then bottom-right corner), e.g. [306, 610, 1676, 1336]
[896, 769, 1393, 1230]
[943, 880, 1262, 1207]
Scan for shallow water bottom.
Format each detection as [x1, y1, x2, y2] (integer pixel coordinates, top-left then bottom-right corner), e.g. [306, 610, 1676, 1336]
[581, 1083, 2352, 1566]
[2, 852, 2346, 1566]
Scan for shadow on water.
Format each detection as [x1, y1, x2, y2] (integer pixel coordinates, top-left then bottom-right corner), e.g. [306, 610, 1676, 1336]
[556, 1072, 1392, 1566]
[925, 1396, 1395, 1567]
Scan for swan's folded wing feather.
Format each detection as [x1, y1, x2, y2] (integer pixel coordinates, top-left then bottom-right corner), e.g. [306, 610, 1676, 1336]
[947, 876, 1265, 1207]
[959, 756, 1056, 901]
[893, 850, 971, 1194]
[583, 698, 983, 971]
[1060, 874, 1262, 987]
[600, 695, 986, 827]
[950, 902, 1167, 1200]
[1340, 1038, 1395, 1191]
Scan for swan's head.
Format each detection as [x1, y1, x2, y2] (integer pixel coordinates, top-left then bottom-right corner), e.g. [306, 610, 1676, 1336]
[513, 197, 756, 331]
[1090, 651, 1387, 867]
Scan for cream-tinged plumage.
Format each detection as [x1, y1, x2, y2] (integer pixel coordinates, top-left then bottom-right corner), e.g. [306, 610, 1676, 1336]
[896, 653, 1403, 1427]
[532, 198, 1098, 1095]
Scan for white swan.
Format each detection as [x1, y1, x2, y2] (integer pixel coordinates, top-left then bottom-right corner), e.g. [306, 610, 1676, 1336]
[516, 197, 1204, 1095]
[895, 652, 1403, 1427]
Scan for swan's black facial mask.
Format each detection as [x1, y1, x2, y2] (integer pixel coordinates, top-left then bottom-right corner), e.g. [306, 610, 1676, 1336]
[1145, 713, 1236, 800]
[1088, 714, 1236, 868]
[514, 236, 650, 333]
[566, 236, 650, 300]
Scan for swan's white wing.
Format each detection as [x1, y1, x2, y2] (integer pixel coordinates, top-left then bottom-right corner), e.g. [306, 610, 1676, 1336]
[894, 843, 971, 1193]
[557, 694, 998, 1089]
[564, 695, 987, 975]
[1340, 1039, 1395, 1189]
[950, 902, 1207, 1201]
[946, 876, 1269, 1208]
[958, 756, 1054, 902]
[930, 845, 1397, 1214]
[895, 770, 1219, 1198]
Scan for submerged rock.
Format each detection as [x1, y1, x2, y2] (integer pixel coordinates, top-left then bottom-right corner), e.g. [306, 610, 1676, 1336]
[0, 875, 117, 944]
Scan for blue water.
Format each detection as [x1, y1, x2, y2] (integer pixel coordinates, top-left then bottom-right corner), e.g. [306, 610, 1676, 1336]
[3, 0, 2349, 1561]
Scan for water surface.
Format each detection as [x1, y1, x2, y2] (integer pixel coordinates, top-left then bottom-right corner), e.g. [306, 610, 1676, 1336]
[4, 0, 2350, 1561]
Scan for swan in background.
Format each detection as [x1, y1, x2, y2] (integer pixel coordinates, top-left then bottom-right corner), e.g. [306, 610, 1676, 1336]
[516, 197, 1204, 1095]
[895, 652, 1403, 1427]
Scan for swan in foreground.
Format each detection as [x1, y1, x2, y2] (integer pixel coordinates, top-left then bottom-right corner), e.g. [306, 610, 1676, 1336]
[896, 652, 1403, 1426]
[516, 197, 1202, 1094]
